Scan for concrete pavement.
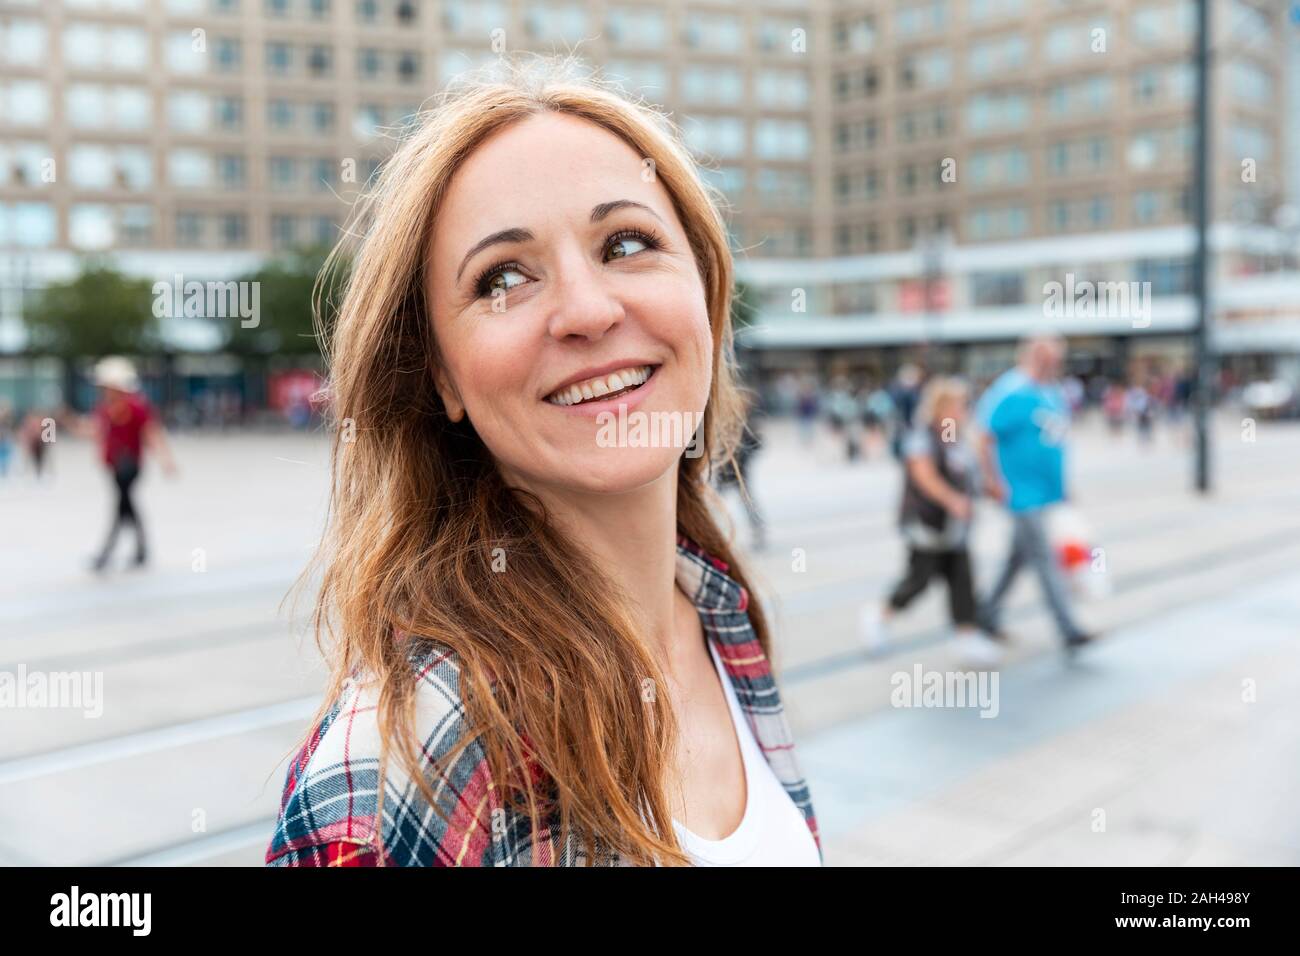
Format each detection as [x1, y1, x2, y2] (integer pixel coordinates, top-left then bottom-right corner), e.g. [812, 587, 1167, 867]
[0, 412, 1297, 865]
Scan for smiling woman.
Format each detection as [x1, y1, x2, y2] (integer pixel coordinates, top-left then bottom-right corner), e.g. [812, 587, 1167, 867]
[265, 54, 821, 867]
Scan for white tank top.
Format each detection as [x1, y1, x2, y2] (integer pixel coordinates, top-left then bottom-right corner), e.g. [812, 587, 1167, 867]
[671, 639, 822, 867]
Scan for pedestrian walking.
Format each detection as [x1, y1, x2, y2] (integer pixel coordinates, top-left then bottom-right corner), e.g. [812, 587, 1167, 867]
[859, 377, 1002, 664]
[0, 401, 14, 479]
[974, 335, 1098, 653]
[717, 389, 767, 551]
[888, 363, 923, 460]
[74, 357, 177, 572]
[20, 410, 50, 479]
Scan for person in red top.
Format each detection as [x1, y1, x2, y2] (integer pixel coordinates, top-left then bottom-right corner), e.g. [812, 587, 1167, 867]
[78, 357, 177, 571]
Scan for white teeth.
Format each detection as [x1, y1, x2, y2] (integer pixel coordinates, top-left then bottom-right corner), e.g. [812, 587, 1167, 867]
[546, 365, 653, 405]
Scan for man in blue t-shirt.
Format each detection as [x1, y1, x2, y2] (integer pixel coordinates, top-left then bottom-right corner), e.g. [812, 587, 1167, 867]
[974, 335, 1096, 651]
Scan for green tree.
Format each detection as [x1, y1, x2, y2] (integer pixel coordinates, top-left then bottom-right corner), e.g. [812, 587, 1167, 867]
[24, 261, 157, 359]
[731, 278, 762, 331]
[24, 261, 158, 407]
[225, 245, 349, 413]
[227, 245, 348, 359]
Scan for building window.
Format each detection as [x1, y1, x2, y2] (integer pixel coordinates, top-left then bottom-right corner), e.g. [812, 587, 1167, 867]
[755, 120, 810, 160]
[269, 156, 298, 188]
[65, 24, 148, 72]
[966, 204, 1028, 241]
[176, 211, 204, 247]
[66, 85, 150, 130]
[756, 17, 802, 56]
[216, 96, 243, 130]
[268, 98, 295, 130]
[968, 33, 1027, 77]
[833, 15, 875, 53]
[896, 0, 949, 39]
[312, 215, 336, 244]
[167, 90, 210, 133]
[272, 213, 297, 248]
[308, 45, 332, 76]
[684, 116, 747, 160]
[310, 101, 334, 132]
[120, 205, 153, 246]
[169, 149, 213, 188]
[1045, 19, 1109, 61]
[971, 271, 1025, 306]
[0, 202, 56, 247]
[397, 51, 421, 82]
[1132, 2, 1195, 45]
[353, 103, 382, 138]
[311, 157, 334, 191]
[70, 204, 116, 250]
[1135, 257, 1192, 295]
[220, 212, 247, 246]
[683, 12, 742, 52]
[681, 65, 743, 104]
[900, 48, 952, 89]
[756, 69, 809, 108]
[0, 19, 47, 70]
[266, 42, 292, 74]
[606, 7, 666, 49]
[214, 38, 242, 72]
[357, 47, 381, 79]
[700, 165, 745, 202]
[218, 154, 246, 188]
[968, 0, 1025, 22]
[525, 4, 591, 43]
[967, 90, 1028, 133]
[1133, 189, 1160, 224]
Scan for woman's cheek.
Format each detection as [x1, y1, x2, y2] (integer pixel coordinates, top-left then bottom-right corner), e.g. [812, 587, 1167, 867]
[463, 319, 534, 412]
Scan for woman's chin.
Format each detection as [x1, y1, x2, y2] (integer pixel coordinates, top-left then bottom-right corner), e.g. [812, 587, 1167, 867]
[549, 446, 684, 496]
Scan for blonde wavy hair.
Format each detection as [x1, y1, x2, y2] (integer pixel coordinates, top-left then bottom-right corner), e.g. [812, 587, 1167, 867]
[288, 54, 764, 867]
[915, 376, 970, 430]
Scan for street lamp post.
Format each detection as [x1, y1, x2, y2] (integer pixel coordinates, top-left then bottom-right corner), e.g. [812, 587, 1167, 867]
[1191, 0, 1213, 494]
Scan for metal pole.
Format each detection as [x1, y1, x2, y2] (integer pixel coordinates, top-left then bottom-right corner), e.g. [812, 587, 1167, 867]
[1192, 0, 1213, 493]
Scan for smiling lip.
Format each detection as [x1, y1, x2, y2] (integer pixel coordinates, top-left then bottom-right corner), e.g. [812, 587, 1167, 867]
[542, 359, 660, 402]
[544, 364, 661, 415]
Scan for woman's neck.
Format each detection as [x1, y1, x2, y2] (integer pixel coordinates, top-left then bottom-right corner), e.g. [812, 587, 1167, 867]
[503, 462, 685, 662]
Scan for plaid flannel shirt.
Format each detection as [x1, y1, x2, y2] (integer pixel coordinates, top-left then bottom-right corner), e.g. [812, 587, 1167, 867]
[265, 535, 822, 866]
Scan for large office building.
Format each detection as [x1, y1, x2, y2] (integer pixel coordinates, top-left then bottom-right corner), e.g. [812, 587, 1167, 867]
[0, 0, 1295, 385]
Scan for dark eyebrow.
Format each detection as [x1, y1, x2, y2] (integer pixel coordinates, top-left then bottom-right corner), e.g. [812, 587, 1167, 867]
[590, 199, 665, 225]
[455, 200, 666, 283]
[455, 227, 534, 283]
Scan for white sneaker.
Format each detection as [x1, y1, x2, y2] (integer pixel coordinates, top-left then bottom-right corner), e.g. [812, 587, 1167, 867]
[954, 631, 1004, 668]
[858, 603, 891, 651]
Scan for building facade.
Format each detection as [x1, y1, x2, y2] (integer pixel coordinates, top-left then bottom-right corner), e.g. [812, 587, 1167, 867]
[0, 0, 1295, 385]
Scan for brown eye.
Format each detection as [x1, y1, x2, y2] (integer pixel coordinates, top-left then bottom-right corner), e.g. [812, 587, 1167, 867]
[606, 234, 649, 260]
[477, 264, 527, 298]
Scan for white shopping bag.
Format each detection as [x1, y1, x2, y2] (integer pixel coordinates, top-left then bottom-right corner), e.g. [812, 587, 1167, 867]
[1046, 504, 1111, 600]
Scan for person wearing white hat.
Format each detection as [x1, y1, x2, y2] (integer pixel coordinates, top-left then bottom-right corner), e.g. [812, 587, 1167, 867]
[75, 356, 177, 571]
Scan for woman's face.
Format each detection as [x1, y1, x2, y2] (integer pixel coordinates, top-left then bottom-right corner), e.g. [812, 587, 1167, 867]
[426, 112, 714, 496]
[935, 395, 968, 426]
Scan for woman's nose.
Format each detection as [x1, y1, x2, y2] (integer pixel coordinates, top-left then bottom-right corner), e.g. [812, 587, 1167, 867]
[545, 251, 625, 341]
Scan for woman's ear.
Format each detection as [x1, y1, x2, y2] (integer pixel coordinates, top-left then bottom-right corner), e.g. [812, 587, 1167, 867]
[432, 361, 466, 423]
